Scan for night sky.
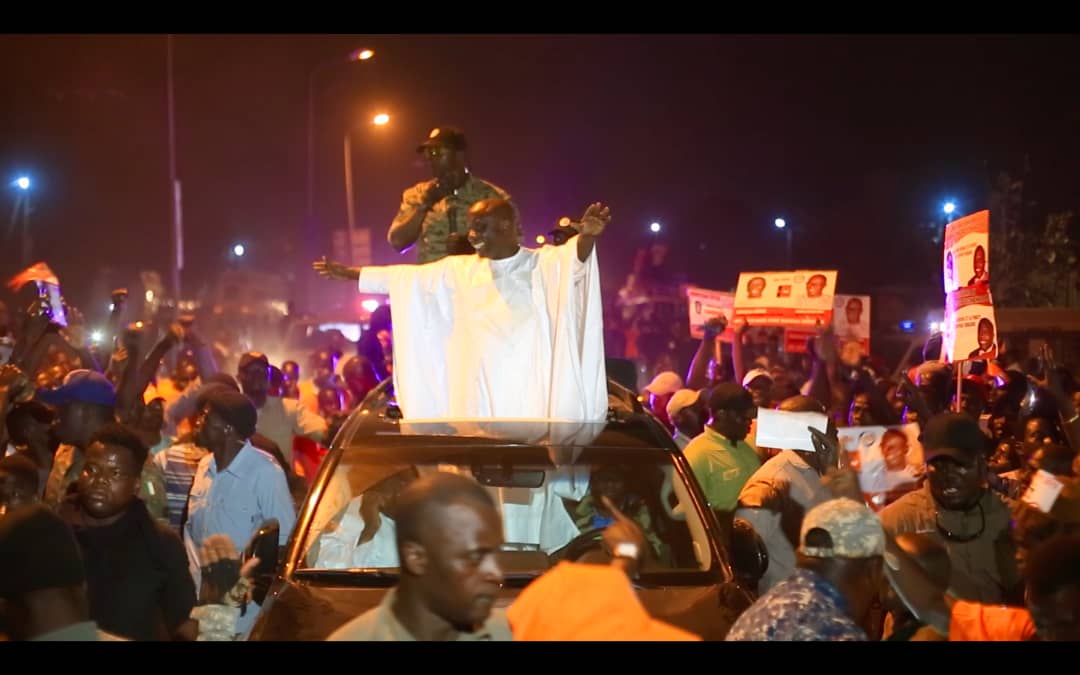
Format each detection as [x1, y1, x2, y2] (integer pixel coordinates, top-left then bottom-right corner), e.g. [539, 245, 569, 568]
[2, 34, 1078, 319]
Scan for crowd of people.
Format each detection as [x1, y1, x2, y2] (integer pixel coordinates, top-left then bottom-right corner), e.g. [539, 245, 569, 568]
[1, 123, 1078, 642]
[636, 311, 1080, 641]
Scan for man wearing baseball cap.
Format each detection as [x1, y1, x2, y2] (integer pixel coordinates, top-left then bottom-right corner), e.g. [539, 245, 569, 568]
[741, 367, 774, 455]
[879, 413, 1018, 604]
[666, 388, 705, 450]
[236, 352, 326, 466]
[185, 387, 296, 638]
[726, 498, 886, 641]
[388, 126, 512, 264]
[38, 370, 165, 519]
[683, 383, 760, 513]
[742, 367, 774, 410]
[643, 371, 683, 431]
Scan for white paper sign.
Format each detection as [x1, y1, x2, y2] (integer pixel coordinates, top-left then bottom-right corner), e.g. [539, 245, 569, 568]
[1022, 469, 1065, 514]
[755, 409, 829, 453]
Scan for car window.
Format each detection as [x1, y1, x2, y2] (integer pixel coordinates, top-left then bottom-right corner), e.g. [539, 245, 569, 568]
[297, 447, 714, 580]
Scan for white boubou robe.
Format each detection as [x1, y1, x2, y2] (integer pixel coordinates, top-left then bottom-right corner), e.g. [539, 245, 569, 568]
[357, 243, 607, 422]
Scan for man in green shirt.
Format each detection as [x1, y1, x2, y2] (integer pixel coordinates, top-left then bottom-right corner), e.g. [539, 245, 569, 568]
[683, 382, 760, 513]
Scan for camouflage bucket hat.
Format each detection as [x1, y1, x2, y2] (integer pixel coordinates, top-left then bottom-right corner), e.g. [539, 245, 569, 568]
[799, 498, 885, 559]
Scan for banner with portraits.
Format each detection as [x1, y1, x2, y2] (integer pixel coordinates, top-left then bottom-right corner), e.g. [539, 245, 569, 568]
[942, 210, 996, 362]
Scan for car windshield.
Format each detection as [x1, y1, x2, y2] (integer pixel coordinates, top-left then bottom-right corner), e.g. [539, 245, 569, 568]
[295, 443, 717, 585]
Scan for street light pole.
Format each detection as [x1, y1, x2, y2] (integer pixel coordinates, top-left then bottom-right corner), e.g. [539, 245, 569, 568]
[10, 177, 32, 265]
[774, 217, 792, 268]
[167, 34, 183, 302]
[343, 113, 390, 267]
[303, 48, 374, 307]
[343, 133, 357, 266]
[19, 191, 31, 266]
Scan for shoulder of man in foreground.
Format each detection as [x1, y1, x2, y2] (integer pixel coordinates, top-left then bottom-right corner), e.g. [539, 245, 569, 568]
[327, 604, 512, 641]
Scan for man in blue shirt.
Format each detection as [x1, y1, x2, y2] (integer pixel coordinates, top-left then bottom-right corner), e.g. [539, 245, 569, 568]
[183, 388, 296, 638]
[726, 498, 885, 641]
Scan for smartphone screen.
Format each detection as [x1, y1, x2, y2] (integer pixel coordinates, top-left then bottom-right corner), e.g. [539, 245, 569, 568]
[39, 282, 68, 327]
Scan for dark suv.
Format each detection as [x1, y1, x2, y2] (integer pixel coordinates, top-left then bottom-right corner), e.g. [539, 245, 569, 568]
[248, 383, 761, 640]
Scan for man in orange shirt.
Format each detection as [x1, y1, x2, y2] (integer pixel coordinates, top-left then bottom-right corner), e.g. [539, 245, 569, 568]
[507, 495, 699, 641]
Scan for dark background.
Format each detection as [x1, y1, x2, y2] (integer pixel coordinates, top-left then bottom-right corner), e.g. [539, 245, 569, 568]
[2, 34, 1077, 319]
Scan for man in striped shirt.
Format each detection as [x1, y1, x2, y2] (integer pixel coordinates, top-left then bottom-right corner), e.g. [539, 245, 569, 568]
[153, 382, 232, 532]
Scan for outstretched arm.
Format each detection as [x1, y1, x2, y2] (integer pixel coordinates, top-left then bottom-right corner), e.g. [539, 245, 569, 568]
[575, 202, 612, 263]
[312, 257, 362, 281]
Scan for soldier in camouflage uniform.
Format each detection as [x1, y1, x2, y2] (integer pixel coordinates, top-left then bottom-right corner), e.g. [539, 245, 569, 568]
[388, 126, 512, 264]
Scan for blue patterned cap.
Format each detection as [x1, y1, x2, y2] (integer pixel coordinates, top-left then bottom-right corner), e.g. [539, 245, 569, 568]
[799, 498, 885, 559]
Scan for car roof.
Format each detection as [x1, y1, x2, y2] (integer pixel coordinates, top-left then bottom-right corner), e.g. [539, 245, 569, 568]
[334, 411, 677, 452]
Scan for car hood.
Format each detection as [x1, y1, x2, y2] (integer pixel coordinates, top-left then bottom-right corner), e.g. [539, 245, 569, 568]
[248, 578, 743, 641]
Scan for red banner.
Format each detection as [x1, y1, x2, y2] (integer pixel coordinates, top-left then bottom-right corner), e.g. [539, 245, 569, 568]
[733, 270, 837, 330]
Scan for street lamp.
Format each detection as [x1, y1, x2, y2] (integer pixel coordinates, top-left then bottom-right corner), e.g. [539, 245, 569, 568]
[307, 48, 377, 225]
[232, 243, 246, 257]
[649, 222, 662, 233]
[774, 217, 792, 268]
[943, 201, 957, 223]
[343, 113, 391, 265]
[305, 47, 376, 305]
[15, 177, 30, 191]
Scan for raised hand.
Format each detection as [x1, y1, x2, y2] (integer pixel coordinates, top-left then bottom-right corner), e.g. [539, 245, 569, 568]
[578, 202, 612, 237]
[312, 257, 360, 281]
[703, 315, 729, 340]
[198, 533, 259, 606]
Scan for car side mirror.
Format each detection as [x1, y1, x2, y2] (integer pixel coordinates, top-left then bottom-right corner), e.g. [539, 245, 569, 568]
[244, 519, 280, 605]
[729, 517, 769, 588]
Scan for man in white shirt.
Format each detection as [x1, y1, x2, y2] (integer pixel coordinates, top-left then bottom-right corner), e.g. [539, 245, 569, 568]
[236, 352, 327, 465]
[310, 469, 417, 569]
[313, 199, 610, 422]
[734, 396, 847, 594]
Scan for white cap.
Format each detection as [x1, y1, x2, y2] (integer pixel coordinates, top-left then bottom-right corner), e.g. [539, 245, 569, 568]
[666, 389, 703, 419]
[644, 371, 684, 396]
[741, 368, 774, 389]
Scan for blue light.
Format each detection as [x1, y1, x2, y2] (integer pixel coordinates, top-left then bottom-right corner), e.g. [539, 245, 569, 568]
[900, 320, 915, 333]
[14, 176, 30, 191]
[774, 218, 786, 229]
[943, 201, 957, 215]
